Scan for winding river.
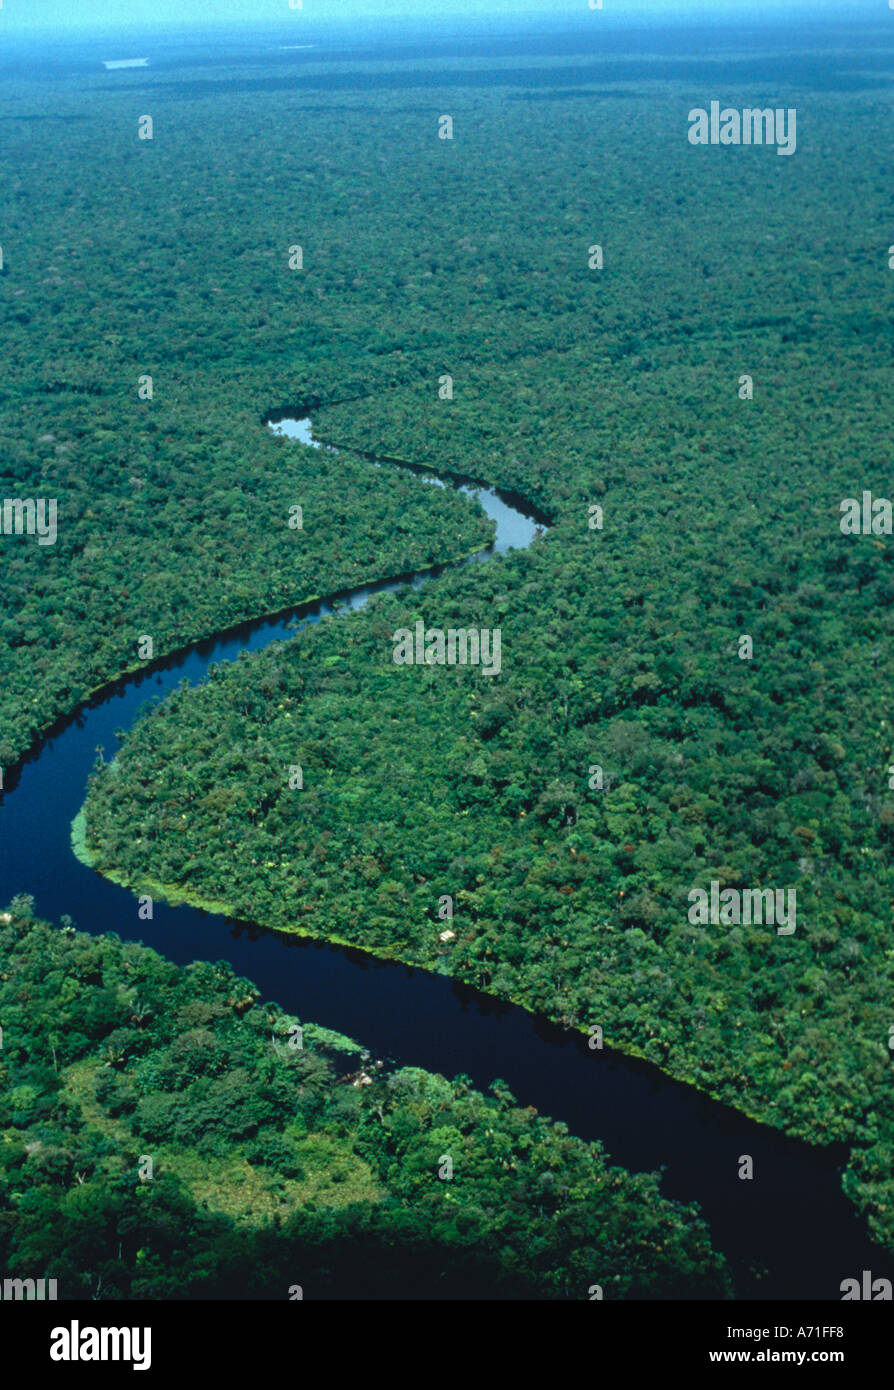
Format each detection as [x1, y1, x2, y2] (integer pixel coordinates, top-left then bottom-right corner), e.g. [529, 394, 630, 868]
[0, 414, 889, 1301]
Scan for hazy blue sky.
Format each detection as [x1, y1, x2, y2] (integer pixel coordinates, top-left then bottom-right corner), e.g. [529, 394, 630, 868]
[2, 0, 879, 36]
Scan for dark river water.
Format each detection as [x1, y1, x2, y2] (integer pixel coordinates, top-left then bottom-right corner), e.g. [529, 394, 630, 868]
[0, 417, 888, 1301]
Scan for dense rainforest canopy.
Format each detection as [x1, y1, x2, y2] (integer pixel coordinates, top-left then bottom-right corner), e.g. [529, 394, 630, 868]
[3, 20, 894, 1293]
[78, 62, 894, 1254]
